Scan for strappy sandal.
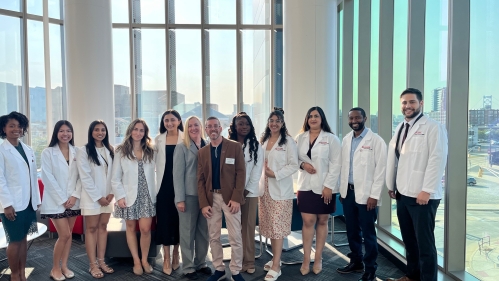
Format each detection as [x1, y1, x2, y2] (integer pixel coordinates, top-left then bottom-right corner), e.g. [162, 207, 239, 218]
[97, 258, 114, 274]
[89, 261, 104, 279]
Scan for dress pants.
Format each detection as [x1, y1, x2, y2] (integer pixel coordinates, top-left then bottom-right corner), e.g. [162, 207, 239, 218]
[207, 193, 243, 275]
[397, 194, 440, 281]
[179, 195, 209, 274]
[342, 188, 378, 274]
[241, 196, 258, 271]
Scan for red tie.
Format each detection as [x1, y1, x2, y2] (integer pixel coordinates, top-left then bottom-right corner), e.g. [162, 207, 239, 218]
[401, 123, 410, 147]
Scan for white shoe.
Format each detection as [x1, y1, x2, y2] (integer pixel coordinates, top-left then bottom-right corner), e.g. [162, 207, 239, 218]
[264, 269, 281, 281]
[263, 260, 282, 272]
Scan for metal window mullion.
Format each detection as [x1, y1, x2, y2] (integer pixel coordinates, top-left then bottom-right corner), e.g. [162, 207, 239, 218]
[201, 0, 207, 122]
[43, 0, 53, 139]
[445, 0, 470, 275]
[236, 0, 242, 113]
[342, 0, 353, 137]
[357, 0, 371, 119]
[60, 20, 67, 119]
[0, 8, 23, 17]
[165, 0, 170, 109]
[22, 0, 31, 145]
[406, 0, 425, 91]
[128, 0, 136, 120]
[376, 0, 394, 227]
[270, 0, 275, 110]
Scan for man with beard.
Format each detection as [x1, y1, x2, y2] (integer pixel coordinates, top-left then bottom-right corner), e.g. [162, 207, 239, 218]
[336, 107, 387, 281]
[385, 88, 448, 281]
[197, 116, 247, 281]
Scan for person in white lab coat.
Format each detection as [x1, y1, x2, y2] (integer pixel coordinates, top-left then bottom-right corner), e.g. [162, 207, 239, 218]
[41, 120, 81, 280]
[336, 108, 387, 281]
[295, 106, 341, 276]
[76, 120, 115, 279]
[259, 108, 298, 281]
[112, 119, 156, 276]
[385, 88, 448, 281]
[228, 112, 264, 275]
[0, 111, 41, 281]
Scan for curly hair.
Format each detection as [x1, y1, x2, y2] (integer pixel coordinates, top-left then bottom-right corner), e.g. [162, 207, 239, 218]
[228, 112, 259, 165]
[260, 107, 290, 146]
[116, 119, 154, 163]
[0, 111, 29, 139]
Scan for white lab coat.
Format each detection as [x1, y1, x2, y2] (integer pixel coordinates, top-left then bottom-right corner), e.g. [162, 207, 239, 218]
[339, 129, 387, 205]
[243, 140, 264, 197]
[386, 115, 448, 199]
[258, 135, 298, 200]
[40, 144, 81, 214]
[154, 131, 184, 192]
[296, 130, 342, 194]
[0, 139, 41, 213]
[111, 150, 156, 207]
[76, 146, 113, 209]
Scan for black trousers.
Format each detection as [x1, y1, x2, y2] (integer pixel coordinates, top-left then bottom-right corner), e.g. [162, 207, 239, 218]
[397, 194, 440, 281]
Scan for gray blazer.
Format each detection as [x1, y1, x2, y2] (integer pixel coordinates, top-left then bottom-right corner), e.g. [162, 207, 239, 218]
[173, 141, 200, 204]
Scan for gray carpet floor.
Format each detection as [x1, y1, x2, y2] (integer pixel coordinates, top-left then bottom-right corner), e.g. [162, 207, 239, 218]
[0, 219, 403, 280]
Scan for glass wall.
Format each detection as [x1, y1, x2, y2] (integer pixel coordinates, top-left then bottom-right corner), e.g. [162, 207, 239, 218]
[466, 0, 499, 280]
[369, 0, 379, 133]
[112, 0, 281, 139]
[0, 1, 65, 168]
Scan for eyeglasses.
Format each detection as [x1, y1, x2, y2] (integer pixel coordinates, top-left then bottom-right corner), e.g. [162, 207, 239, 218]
[268, 119, 283, 124]
[206, 125, 220, 130]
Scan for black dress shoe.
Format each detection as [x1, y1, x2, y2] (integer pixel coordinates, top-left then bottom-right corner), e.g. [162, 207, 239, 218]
[196, 266, 213, 275]
[336, 262, 364, 274]
[185, 272, 199, 280]
[359, 272, 376, 281]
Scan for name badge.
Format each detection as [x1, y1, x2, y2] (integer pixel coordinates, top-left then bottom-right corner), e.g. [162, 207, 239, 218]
[226, 158, 235, 164]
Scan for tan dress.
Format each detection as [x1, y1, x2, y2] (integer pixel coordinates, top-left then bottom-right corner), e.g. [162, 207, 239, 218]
[258, 150, 293, 239]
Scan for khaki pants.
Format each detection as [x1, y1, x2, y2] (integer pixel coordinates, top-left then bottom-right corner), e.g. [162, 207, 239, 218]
[207, 193, 243, 275]
[241, 196, 258, 270]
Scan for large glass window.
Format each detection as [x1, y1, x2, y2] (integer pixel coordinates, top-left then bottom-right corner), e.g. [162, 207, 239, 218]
[466, 0, 499, 278]
[27, 20, 46, 168]
[0, 16, 23, 115]
[424, 0, 448, 260]
[113, 28, 131, 144]
[391, 0, 409, 232]
[112, 0, 278, 138]
[242, 30, 271, 134]
[49, 23, 64, 125]
[0, 0, 21, 12]
[134, 28, 167, 137]
[170, 29, 202, 116]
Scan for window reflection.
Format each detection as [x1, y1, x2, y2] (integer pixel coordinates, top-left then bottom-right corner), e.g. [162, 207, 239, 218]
[0, 16, 23, 115]
[113, 28, 131, 144]
[466, 0, 499, 278]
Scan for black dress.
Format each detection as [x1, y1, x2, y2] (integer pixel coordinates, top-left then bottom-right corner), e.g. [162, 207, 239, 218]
[155, 145, 179, 246]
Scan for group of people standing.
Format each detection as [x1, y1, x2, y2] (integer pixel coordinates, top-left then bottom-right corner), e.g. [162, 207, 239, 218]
[0, 87, 447, 281]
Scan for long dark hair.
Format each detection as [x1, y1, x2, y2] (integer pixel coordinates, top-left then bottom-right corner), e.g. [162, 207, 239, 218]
[48, 120, 75, 147]
[0, 111, 29, 139]
[300, 106, 333, 134]
[159, 109, 184, 134]
[85, 120, 114, 166]
[260, 107, 289, 146]
[228, 112, 259, 165]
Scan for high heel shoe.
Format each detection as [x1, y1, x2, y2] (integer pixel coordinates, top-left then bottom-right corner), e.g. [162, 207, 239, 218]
[172, 252, 180, 271]
[142, 261, 153, 274]
[312, 259, 323, 275]
[132, 264, 144, 276]
[300, 266, 310, 275]
[163, 258, 172, 275]
[50, 270, 66, 281]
